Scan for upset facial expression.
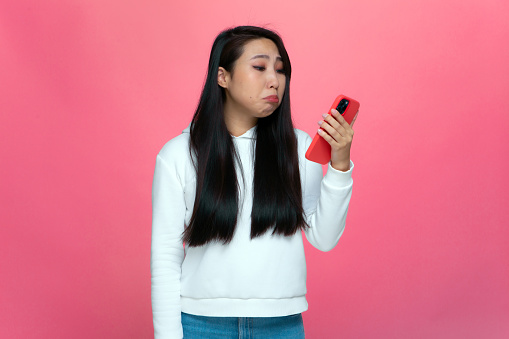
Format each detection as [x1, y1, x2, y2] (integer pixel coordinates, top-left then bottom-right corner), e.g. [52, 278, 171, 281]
[218, 38, 286, 123]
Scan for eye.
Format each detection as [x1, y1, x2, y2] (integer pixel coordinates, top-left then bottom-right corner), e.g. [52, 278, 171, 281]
[276, 69, 286, 75]
[253, 66, 266, 71]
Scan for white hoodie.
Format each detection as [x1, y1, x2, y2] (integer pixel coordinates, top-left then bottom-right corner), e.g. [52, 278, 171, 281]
[151, 125, 353, 339]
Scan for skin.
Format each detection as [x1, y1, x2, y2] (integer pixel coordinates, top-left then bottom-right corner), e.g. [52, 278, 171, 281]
[318, 109, 355, 172]
[218, 38, 355, 172]
[217, 38, 286, 137]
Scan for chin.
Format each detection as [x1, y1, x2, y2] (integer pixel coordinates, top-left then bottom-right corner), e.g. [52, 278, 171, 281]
[257, 112, 275, 119]
[258, 108, 278, 118]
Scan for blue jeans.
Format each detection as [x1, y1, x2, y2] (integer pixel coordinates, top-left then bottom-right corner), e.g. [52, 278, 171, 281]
[181, 312, 305, 339]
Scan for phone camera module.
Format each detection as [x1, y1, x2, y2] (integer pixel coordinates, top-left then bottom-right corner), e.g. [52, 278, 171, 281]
[336, 99, 349, 114]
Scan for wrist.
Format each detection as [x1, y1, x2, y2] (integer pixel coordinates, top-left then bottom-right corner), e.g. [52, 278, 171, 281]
[331, 160, 350, 172]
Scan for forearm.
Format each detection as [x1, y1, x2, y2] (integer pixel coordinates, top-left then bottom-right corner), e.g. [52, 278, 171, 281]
[303, 161, 354, 252]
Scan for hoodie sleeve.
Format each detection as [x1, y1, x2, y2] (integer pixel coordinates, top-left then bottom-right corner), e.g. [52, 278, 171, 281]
[151, 147, 187, 339]
[300, 131, 354, 252]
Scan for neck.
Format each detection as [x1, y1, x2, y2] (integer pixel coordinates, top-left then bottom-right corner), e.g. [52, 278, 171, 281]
[223, 103, 258, 137]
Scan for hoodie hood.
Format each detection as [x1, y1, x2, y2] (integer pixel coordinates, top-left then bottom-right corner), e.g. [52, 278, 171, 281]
[182, 123, 256, 139]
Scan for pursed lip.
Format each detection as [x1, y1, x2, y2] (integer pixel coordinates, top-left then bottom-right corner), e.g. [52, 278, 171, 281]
[264, 95, 279, 103]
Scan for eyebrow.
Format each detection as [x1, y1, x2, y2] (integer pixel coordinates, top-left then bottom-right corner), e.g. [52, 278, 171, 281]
[250, 54, 283, 62]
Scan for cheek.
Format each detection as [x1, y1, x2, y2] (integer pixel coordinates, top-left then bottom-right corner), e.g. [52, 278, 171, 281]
[239, 76, 258, 100]
[279, 82, 286, 96]
[231, 81, 251, 101]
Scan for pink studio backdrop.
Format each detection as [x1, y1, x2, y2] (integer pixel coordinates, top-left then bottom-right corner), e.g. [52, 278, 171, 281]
[1, 0, 508, 338]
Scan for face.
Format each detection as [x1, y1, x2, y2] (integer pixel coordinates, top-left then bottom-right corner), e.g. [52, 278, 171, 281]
[218, 38, 287, 126]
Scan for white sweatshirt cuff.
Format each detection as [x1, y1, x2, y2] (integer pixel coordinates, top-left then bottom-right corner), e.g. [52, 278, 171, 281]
[323, 160, 354, 187]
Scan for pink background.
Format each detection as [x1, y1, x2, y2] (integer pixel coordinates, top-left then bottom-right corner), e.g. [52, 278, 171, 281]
[1, 0, 508, 338]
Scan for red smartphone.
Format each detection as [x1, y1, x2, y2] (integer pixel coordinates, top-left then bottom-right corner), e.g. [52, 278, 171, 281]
[305, 94, 360, 165]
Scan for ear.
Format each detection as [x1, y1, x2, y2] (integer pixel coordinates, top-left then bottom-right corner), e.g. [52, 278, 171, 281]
[217, 67, 230, 89]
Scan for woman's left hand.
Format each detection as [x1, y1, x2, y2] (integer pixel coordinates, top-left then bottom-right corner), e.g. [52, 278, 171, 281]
[317, 109, 356, 172]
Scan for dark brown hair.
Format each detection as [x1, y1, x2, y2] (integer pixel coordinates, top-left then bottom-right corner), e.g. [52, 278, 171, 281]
[184, 26, 306, 246]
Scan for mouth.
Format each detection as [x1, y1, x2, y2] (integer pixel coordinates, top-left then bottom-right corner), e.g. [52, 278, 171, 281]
[263, 95, 279, 103]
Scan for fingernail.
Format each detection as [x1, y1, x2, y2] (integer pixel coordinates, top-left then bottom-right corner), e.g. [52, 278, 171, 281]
[318, 120, 323, 125]
[322, 113, 328, 118]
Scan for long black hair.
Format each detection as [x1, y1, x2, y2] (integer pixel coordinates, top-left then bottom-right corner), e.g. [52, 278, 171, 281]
[183, 26, 307, 246]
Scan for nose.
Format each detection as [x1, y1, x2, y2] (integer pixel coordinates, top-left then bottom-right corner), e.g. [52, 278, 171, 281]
[267, 69, 279, 89]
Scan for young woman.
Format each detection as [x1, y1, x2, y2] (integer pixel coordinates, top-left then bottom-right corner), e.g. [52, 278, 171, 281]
[151, 26, 355, 339]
